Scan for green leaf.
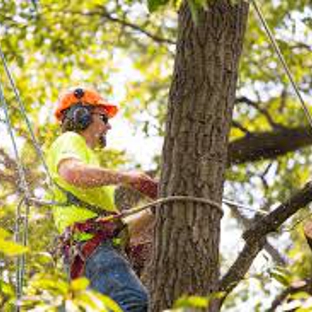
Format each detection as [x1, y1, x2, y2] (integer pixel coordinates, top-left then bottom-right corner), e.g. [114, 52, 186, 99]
[33, 251, 54, 265]
[0, 228, 28, 256]
[147, 0, 169, 12]
[0, 227, 12, 239]
[174, 295, 209, 309]
[270, 267, 291, 286]
[70, 277, 89, 291]
[30, 274, 69, 295]
[91, 292, 123, 312]
[187, 0, 199, 25]
[290, 291, 310, 300]
[0, 240, 28, 256]
[0, 280, 14, 297]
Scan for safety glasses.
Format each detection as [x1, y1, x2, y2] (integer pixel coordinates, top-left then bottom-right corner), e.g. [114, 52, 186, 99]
[93, 113, 109, 125]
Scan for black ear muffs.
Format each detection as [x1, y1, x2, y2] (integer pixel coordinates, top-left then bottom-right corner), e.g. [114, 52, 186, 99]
[63, 104, 93, 131]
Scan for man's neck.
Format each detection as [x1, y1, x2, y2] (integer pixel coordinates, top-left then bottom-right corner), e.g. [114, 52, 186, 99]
[80, 131, 96, 149]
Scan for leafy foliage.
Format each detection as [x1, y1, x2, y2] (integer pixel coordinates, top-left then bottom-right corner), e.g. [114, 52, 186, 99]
[0, 0, 312, 310]
[0, 228, 28, 256]
[171, 292, 225, 311]
[21, 275, 122, 311]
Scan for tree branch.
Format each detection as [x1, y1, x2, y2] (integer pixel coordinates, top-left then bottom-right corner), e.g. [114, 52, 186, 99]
[0, 148, 16, 170]
[235, 96, 282, 129]
[99, 8, 176, 45]
[267, 279, 312, 312]
[0, 170, 16, 185]
[231, 120, 251, 135]
[65, 8, 176, 45]
[220, 181, 312, 299]
[304, 220, 312, 251]
[228, 126, 312, 165]
[229, 204, 286, 265]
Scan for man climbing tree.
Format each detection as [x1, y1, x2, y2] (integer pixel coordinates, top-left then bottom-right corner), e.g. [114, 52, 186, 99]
[2, 0, 312, 311]
[47, 87, 157, 311]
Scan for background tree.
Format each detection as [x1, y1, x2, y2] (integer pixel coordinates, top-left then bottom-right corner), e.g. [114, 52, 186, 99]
[0, 0, 312, 311]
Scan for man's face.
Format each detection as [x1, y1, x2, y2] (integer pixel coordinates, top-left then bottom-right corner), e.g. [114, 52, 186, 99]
[88, 107, 112, 148]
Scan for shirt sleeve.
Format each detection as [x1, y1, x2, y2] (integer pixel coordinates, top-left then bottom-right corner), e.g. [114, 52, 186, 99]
[49, 132, 89, 178]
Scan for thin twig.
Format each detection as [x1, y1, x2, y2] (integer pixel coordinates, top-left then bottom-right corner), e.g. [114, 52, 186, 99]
[229, 204, 286, 265]
[267, 279, 312, 312]
[65, 8, 176, 45]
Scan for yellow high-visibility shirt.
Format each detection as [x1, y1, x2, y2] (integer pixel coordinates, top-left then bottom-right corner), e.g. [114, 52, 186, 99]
[46, 131, 118, 234]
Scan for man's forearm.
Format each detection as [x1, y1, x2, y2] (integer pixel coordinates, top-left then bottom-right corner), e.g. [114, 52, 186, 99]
[59, 159, 132, 188]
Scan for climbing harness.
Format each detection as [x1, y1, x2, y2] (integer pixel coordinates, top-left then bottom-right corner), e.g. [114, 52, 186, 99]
[0, 0, 310, 308]
[59, 217, 126, 279]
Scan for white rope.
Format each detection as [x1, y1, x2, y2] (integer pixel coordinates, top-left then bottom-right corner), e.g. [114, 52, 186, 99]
[13, 197, 25, 312]
[28, 195, 270, 217]
[126, 195, 224, 216]
[0, 76, 30, 312]
[0, 43, 55, 189]
[222, 198, 268, 215]
[252, 0, 312, 130]
[97, 195, 271, 223]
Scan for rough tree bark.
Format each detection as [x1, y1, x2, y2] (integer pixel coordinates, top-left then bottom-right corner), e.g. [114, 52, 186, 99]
[148, 1, 249, 311]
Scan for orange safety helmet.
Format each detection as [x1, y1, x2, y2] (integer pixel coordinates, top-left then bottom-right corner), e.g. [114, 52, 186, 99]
[55, 88, 118, 121]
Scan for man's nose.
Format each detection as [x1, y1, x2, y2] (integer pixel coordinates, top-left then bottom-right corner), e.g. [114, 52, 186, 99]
[106, 122, 112, 130]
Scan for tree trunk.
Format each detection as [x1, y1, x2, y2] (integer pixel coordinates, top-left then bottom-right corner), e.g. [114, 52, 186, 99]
[148, 1, 249, 311]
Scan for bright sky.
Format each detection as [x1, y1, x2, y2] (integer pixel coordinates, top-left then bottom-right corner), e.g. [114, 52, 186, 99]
[106, 53, 164, 169]
[108, 116, 163, 169]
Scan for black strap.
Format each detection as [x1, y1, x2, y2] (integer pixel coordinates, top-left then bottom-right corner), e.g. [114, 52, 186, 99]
[55, 183, 111, 217]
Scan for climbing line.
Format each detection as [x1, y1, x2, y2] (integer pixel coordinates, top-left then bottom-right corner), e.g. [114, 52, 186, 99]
[0, 80, 30, 198]
[27, 194, 269, 221]
[20, 201, 30, 298]
[13, 197, 26, 310]
[222, 198, 268, 215]
[0, 68, 30, 312]
[100, 195, 224, 223]
[252, 0, 312, 130]
[0, 43, 55, 189]
[97, 195, 270, 224]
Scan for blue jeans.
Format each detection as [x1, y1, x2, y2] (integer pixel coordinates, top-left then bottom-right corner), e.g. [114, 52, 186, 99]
[84, 241, 149, 312]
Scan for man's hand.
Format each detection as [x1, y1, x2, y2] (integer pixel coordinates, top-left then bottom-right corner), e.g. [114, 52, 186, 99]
[126, 172, 158, 200]
[125, 209, 154, 243]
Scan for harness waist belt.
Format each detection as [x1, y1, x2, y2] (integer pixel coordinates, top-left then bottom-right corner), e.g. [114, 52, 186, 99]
[60, 218, 125, 279]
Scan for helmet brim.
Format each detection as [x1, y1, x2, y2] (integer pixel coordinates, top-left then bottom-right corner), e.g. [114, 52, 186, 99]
[97, 102, 118, 118]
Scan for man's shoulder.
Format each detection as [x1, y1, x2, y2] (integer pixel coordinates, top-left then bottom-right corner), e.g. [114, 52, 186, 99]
[54, 131, 84, 143]
[47, 131, 88, 162]
[50, 131, 86, 150]
[47, 132, 89, 172]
